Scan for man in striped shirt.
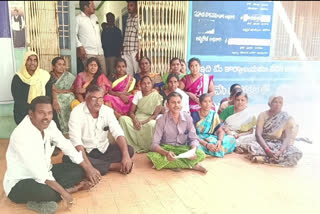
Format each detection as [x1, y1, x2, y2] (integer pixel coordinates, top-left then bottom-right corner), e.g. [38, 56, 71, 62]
[122, 1, 139, 76]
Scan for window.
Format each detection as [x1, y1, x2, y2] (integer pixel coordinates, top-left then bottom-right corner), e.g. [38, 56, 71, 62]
[58, 1, 70, 49]
[272, 1, 320, 60]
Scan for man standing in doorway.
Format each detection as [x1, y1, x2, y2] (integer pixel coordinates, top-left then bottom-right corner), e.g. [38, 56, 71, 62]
[76, 1, 107, 75]
[122, 1, 139, 76]
[101, 12, 123, 79]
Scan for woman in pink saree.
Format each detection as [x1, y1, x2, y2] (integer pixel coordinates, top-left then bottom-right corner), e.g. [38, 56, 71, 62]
[104, 58, 136, 118]
[179, 57, 216, 113]
[71, 57, 111, 109]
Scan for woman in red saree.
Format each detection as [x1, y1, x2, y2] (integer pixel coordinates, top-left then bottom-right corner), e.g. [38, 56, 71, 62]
[104, 58, 136, 118]
[179, 57, 216, 113]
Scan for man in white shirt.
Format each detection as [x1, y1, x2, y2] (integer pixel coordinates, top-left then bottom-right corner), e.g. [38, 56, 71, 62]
[68, 84, 134, 176]
[3, 96, 100, 213]
[76, 1, 107, 75]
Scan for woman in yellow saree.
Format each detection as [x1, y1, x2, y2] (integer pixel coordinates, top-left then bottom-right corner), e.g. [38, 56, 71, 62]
[104, 58, 136, 118]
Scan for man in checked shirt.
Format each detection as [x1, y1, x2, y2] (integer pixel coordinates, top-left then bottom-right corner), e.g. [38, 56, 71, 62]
[122, 1, 139, 76]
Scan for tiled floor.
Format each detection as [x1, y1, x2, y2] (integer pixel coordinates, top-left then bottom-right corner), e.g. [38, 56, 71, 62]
[0, 139, 319, 214]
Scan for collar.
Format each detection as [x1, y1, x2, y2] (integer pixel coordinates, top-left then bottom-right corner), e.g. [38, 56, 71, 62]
[129, 13, 137, 19]
[25, 115, 50, 137]
[167, 111, 186, 122]
[80, 11, 92, 18]
[83, 102, 104, 119]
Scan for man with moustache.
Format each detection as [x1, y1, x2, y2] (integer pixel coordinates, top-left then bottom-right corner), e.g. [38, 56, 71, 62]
[68, 84, 134, 176]
[3, 96, 100, 214]
[147, 92, 207, 173]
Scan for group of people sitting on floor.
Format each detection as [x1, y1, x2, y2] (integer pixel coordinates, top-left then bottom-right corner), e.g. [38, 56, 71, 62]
[4, 51, 303, 213]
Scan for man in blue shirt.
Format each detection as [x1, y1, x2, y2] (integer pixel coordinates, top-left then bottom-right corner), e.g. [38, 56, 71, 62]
[101, 12, 123, 79]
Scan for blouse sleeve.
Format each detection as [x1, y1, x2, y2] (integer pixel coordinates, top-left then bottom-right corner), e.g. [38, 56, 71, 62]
[74, 73, 84, 89]
[219, 106, 232, 121]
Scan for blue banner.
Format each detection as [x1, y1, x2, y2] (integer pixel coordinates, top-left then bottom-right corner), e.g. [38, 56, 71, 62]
[191, 1, 273, 56]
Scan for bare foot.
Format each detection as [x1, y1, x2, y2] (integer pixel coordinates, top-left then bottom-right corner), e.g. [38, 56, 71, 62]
[66, 180, 93, 194]
[192, 164, 208, 174]
[77, 180, 93, 191]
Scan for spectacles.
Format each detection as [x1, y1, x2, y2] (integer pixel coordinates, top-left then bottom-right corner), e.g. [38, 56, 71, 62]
[90, 96, 104, 103]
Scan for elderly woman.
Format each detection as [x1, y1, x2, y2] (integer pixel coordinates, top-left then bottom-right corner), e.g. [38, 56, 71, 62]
[104, 58, 136, 118]
[71, 57, 111, 109]
[160, 73, 189, 114]
[218, 87, 243, 115]
[220, 91, 257, 144]
[11, 51, 53, 125]
[162, 58, 186, 89]
[119, 76, 163, 153]
[191, 94, 236, 157]
[50, 57, 76, 134]
[237, 95, 302, 167]
[134, 56, 164, 92]
[179, 57, 215, 113]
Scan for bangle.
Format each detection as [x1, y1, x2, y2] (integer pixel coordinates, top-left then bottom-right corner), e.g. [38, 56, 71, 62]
[265, 147, 270, 153]
[205, 143, 209, 149]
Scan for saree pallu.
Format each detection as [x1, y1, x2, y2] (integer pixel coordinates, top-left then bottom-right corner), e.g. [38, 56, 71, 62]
[162, 72, 186, 89]
[192, 110, 236, 157]
[134, 72, 164, 93]
[71, 73, 111, 109]
[147, 145, 206, 170]
[51, 72, 76, 134]
[223, 107, 257, 147]
[119, 91, 163, 153]
[104, 74, 136, 115]
[237, 111, 302, 167]
[181, 74, 215, 113]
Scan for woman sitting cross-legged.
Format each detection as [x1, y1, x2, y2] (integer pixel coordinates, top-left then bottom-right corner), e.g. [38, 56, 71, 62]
[119, 76, 163, 153]
[50, 57, 76, 134]
[147, 92, 207, 173]
[191, 93, 236, 157]
[219, 91, 257, 151]
[71, 57, 111, 109]
[237, 95, 302, 167]
[104, 58, 136, 119]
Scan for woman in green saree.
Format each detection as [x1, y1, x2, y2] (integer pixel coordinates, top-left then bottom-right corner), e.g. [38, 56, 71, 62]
[50, 57, 76, 134]
[119, 76, 163, 153]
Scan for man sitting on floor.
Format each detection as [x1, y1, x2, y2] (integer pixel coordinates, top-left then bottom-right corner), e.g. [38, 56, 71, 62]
[3, 96, 100, 214]
[147, 92, 207, 173]
[68, 84, 134, 176]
